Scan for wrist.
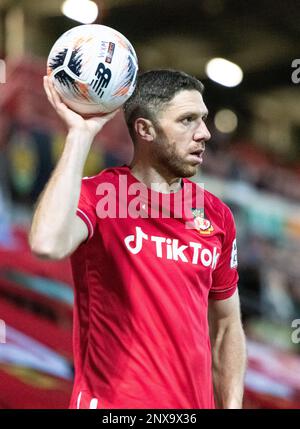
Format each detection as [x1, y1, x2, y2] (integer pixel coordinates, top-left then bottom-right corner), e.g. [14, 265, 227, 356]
[218, 395, 243, 409]
[66, 128, 94, 146]
[62, 130, 94, 166]
[222, 401, 243, 409]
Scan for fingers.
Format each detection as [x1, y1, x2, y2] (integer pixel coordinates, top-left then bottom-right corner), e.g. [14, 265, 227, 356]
[43, 76, 119, 135]
[43, 76, 68, 114]
[43, 76, 55, 108]
[48, 77, 63, 107]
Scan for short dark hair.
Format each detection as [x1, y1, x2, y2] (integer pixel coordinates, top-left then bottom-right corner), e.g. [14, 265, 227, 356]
[123, 69, 204, 142]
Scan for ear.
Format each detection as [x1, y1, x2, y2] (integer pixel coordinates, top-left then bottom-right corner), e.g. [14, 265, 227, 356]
[134, 118, 156, 142]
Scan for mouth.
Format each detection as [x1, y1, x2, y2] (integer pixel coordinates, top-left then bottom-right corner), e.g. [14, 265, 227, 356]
[190, 148, 204, 157]
[187, 149, 205, 165]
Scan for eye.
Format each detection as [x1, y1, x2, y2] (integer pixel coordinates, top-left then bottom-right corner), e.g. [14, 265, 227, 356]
[182, 116, 194, 125]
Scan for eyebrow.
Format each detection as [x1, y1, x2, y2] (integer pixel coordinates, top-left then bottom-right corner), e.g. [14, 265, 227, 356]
[178, 110, 209, 120]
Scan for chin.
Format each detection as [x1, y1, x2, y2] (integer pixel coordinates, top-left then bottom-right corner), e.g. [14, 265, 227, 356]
[162, 155, 199, 178]
[179, 165, 199, 178]
[169, 168, 197, 179]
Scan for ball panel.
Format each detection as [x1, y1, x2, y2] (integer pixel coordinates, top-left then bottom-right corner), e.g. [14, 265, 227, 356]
[48, 48, 68, 72]
[62, 97, 111, 115]
[67, 47, 83, 77]
[52, 72, 93, 102]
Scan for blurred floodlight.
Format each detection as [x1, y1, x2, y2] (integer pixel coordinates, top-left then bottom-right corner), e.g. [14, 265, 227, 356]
[206, 58, 243, 87]
[62, 0, 98, 24]
[214, 109, 238, 133]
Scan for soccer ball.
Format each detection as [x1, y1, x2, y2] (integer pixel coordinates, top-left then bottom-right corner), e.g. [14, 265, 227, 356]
[47, 24, 138, 115]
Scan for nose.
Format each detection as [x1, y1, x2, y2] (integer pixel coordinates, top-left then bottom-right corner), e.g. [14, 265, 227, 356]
[194, 122, 211, 143]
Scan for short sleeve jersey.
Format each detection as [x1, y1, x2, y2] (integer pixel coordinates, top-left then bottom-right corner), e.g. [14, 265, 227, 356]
[69, 166, 238, 409]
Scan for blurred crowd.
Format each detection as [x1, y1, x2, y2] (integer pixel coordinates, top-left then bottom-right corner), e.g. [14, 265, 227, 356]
[204, 136, 300, 202]
[198, 140, 300, 353]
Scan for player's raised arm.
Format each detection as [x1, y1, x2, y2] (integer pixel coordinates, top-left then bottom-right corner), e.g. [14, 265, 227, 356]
[29, 77, 117, 259]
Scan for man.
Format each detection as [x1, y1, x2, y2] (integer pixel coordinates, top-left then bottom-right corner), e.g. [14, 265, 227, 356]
[29, 69, 246, 409]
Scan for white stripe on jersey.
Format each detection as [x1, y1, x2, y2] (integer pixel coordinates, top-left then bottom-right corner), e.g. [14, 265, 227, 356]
[89, 398, 98, 409]
[76, 391, 82, 409]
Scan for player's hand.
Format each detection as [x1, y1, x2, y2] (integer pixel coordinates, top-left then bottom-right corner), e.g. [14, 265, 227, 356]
[43, 76, 118, 137]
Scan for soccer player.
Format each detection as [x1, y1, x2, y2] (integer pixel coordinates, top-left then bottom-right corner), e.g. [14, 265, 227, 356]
[29, 70, 247, 409]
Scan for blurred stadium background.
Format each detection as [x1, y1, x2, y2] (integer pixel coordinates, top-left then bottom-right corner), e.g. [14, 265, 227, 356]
[0, 0, 300, 409]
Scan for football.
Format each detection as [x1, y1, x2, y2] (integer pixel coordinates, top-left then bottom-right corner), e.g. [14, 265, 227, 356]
[47, 24, 138, 115]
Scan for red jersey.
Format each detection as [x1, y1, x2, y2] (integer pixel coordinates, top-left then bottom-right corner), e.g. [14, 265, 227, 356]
[69, 166, 238, 409]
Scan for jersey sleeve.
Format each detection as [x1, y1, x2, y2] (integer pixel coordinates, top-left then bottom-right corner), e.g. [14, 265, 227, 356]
[76, 178, 98, 241]
[209, 206, 239, 300]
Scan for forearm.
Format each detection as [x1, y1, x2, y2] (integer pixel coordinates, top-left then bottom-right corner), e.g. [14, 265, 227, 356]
[29, 130, 92, 257]
[211, 323, 247, 409]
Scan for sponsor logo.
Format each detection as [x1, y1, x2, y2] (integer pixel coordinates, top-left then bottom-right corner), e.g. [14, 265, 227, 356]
[90, 62, 112, 97]
[191, 208, 214, 235]
[99, 41, 107, 58]
[230, 238, 238, 268]
[105, 42, 115, 64]
[124, 226, 220, 268]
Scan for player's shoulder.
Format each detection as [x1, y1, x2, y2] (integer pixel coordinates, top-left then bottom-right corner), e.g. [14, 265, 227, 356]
[81, 166, 128, 187]
[202, 186, 236, 235]
[204, 187, 231, 214]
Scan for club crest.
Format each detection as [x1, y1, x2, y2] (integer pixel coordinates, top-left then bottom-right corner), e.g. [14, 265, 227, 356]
[191, 208, 214, 235]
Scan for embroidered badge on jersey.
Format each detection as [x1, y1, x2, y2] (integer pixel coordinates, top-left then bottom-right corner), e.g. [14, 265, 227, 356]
[191, 208, 214, 235]
[230, 238, 238, 268]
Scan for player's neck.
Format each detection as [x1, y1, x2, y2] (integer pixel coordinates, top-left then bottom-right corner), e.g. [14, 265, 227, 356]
[129, 160, 182, 194]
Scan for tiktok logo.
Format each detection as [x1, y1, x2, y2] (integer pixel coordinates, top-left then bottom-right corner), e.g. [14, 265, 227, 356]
[124, 227, 220, 268]
[124, 227, 148, 254]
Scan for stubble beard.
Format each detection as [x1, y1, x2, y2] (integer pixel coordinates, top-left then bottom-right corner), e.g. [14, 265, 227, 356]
[153, 131, 198, 179]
